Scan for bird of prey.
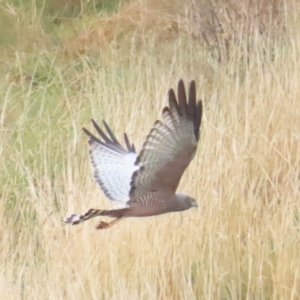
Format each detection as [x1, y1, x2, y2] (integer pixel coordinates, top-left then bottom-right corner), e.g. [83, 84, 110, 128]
[64, 80, 202, 229]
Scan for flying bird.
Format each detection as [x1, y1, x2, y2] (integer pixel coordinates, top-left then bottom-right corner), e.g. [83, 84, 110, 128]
[64, 80, 203, 229]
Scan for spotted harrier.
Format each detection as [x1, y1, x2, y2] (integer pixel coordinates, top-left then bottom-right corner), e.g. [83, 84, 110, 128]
[64, 80, 202, 229]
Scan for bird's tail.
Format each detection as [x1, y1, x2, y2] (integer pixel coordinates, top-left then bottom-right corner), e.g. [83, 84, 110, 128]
[64, 208, 129, 226]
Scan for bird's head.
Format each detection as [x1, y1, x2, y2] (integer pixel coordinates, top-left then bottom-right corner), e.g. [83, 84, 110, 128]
[173, 193, 198, 211]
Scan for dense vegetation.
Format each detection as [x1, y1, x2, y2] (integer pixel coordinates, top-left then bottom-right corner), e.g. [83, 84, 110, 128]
[0, 0, 299, 299]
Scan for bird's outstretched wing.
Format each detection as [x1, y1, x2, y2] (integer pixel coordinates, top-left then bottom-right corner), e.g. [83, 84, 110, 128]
[83, 119, 138, 202]
[129, 80, 202, 202]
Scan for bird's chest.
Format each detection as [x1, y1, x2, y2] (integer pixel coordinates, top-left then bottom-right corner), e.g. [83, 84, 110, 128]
[130, 193, 171, 216]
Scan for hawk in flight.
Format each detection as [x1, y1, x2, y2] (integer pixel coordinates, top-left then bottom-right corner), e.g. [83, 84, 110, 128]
[64, 80, 203, 229]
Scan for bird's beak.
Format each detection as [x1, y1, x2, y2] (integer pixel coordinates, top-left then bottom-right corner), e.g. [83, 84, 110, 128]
[192, 201, 198, 208]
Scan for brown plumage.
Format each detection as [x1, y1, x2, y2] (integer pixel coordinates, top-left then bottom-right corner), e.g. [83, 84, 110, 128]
[64, 80, 203, 229]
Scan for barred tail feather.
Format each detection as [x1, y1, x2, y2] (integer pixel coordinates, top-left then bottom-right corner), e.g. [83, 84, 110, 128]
[64, 207, 130, 226]
[64, 209, 108, 225]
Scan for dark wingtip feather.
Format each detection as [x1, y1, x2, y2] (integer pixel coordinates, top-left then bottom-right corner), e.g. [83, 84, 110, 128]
[168, 88, 179, 114]
[86, 119, 135, 154]
[124, 133, 131, 151]
[188, 80, 196, 116]
[132, 144, 136, 152]
[83, 127, 103, 145]
[194, 100, 203, 141]
[102, 120, 120, 145]
[177, 79, 187, 115]
[83, 127, 92, 137]
[91, 119, 111, 143]
[168, 80, 202, 141]
[124, 133, 135, 152]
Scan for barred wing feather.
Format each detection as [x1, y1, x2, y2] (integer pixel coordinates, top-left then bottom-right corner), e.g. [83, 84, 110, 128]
[129, 80, 202, 202]
[84, 121, 138, 202]
[64, 80, 202, 229]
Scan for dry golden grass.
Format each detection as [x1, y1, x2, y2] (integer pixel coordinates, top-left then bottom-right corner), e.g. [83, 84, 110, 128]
[0, 0, 300, 299]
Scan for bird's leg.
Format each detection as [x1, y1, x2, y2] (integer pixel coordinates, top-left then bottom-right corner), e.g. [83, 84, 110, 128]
[95, 217, 124, 230]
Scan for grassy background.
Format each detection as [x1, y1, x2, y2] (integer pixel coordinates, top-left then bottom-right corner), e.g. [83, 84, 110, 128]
[0, 0, 299, 299]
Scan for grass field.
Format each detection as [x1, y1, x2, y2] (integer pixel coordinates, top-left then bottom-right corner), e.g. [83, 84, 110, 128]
[0, 0, 299, 299]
